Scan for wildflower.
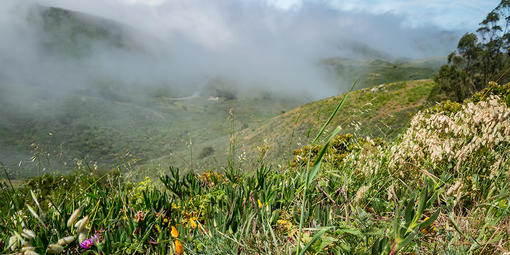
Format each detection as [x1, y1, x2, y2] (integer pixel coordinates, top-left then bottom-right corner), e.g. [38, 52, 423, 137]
[189, 217, 198, 229]
[46, 244, 64, 254]
[171, 226, 179, 238]
[174, 240, 184, 255]
[67, 208, 81, 227]
[257, 199, 263, 208]
[277, 219, 293, 232]
[135, 211, 145, 222]
[79, 233, 101, 250]
[421, 217, 437, 235]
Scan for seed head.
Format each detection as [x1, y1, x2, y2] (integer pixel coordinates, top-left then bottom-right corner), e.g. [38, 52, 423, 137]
[67, 208, 81, 227]
[21, 229, 36, 240]
[75, 216, 89, 233]
[57, 236, 75, 246]
[47, 244, 65, 254]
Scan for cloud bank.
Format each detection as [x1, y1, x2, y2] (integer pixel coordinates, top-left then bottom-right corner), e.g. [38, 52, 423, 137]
[0, 0, 462, 101]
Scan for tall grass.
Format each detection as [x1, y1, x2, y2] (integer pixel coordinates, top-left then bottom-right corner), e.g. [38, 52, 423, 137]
[296, 80, 357, 254]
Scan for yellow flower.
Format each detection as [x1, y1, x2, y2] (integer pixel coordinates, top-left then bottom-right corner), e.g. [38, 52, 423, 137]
[257, 199, 263, 208]
[171, 226, 179, 238]
[190, 217, 198, 229]
[421, 217, 437, 235]
[174, 240, 184, 255]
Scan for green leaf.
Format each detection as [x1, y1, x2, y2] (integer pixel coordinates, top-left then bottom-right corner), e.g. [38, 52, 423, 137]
[416, 177, 429, 218]
[335, 227, 362, 236]
[27, 204, 46, 228]
[404, 197, 415, 227]
[307, 126, 342, 186]
[419, 209, 440, 229]
[299, 228, 331, 255]
[393, 205, 401, 239]
[310, 80, 358, 145]
[398, 230, 418, 249]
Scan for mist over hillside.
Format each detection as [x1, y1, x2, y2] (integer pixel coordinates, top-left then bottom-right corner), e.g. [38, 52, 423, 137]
[1, 0, 459, 98]
[0, 0, 462, 175]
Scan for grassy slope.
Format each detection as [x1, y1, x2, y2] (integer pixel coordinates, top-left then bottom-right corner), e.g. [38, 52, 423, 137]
[232, 79, 437, 165]
[321, 57, 444, 89]
[143, 80, 438, 173]
[2, 83, 508, 254]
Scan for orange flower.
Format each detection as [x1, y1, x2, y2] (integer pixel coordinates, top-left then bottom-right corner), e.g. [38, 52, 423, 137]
[175, 240, 184, 255]
[171, 226, 179, 238]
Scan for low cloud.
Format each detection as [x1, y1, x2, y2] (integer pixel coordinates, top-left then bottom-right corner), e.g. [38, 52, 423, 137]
[0, 0, 461, 103]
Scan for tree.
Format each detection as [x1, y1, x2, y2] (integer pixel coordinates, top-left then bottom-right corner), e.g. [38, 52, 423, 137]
[435, 0, 510, 100]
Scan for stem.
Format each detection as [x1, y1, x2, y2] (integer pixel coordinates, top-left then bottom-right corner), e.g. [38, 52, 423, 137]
[296, 144, 314, 254]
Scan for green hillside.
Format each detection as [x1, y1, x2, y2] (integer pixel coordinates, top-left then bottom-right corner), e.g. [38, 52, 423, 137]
[2, 82, 508, 254]
[188, 79, 437, 168]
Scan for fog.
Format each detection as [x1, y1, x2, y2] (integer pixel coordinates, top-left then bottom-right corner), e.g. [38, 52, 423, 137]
[0, 0, 464, 175]
[0, 0, 459, 101]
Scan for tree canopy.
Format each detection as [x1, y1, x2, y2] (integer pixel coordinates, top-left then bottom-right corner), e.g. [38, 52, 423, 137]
[436, 0, 510, 101]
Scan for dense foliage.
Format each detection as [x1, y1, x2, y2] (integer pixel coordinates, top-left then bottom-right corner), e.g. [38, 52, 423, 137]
[435, 0, 510, 101]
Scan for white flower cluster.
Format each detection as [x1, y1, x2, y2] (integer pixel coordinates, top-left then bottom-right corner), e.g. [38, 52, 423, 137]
[390, 95, 510, 172]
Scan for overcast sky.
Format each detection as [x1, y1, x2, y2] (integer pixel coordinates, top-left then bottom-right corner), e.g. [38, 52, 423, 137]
[0, 0, 502, 100]
[112, 0, 499, 30]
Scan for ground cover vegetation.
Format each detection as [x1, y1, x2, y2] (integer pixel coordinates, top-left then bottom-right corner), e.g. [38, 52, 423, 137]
[2, 1, 510, 254]
[1, 81, 509, 254]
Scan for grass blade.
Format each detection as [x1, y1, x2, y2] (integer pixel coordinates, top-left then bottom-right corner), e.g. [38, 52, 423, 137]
[307, 126, 342, 186]
[299, 228, 330, 255]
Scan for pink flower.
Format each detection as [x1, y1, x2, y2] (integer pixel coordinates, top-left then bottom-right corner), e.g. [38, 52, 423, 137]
[80, 233, 101, 249]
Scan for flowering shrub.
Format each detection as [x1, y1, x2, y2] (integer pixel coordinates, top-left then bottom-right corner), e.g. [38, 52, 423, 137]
[390, 95, 509, 174]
